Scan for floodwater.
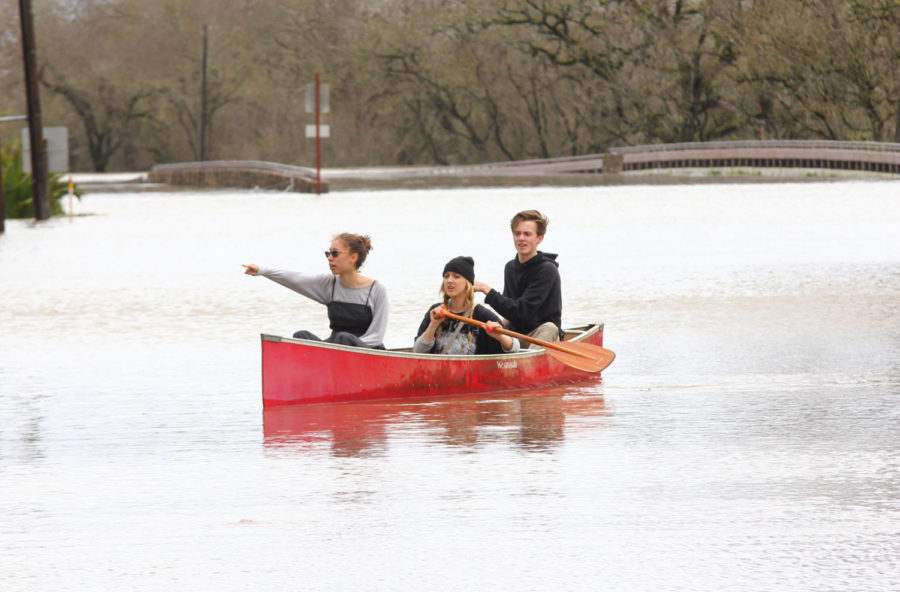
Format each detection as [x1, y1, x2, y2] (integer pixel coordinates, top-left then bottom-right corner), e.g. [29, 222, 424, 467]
[1, 181, 898, 591]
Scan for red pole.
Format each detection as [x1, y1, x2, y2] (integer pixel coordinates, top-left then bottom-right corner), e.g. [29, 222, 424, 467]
[315, 72, 322, 195]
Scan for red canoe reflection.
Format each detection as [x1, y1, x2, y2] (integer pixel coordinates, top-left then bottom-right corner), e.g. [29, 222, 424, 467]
[262, 384, 608, 456]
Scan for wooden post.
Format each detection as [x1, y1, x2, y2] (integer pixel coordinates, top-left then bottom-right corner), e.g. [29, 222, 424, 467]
[603, 152, 624, 174]
[199, 25, 208, 161]
[894, 98, 900, 144]
[19, 0, 50, 220]
[315, 72, 322, 195]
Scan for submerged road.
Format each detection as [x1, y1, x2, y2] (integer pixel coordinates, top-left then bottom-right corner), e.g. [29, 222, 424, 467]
[73, 140, 900, 193]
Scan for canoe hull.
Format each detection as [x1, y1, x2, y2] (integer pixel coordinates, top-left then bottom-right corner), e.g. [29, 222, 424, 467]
[261, 323, 605, 407]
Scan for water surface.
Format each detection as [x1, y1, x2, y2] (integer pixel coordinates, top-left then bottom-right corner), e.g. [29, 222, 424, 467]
[1, 181, 898, 591]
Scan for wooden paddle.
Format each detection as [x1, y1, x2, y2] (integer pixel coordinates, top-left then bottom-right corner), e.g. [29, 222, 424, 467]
[437, 308, 615, 373]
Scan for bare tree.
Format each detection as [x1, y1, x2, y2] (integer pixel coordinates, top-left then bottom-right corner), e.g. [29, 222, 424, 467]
[737, 0, 899, 141]
[2, 0, 896, 171]
[40, 69, 161, 171]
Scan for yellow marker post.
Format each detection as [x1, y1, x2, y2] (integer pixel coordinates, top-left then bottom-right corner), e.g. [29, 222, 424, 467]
[68, 175, 74, 219]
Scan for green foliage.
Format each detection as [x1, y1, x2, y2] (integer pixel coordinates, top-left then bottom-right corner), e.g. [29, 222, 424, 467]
[1, 142, 81, 218]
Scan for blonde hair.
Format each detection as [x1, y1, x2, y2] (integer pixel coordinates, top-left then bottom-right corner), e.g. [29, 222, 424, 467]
[435, 277, 476, 345]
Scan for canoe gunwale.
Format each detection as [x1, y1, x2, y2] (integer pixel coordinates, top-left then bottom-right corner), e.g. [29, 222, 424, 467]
[260, 322, 604, 361]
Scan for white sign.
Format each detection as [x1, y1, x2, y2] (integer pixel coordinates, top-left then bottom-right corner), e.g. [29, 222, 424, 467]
[305, 124, 330, 138]
[22, 126, 69, 173]
[305, 83, 330, 114]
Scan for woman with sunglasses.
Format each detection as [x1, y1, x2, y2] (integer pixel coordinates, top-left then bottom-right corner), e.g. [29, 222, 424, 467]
[413, 256, 519, 355]
[243, 233, 388, 349]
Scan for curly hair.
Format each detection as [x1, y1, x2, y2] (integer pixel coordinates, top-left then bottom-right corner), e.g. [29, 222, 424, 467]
[334, 233, 373, 269]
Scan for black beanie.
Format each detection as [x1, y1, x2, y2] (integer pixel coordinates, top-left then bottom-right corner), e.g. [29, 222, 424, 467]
[443, 256, 475, 284]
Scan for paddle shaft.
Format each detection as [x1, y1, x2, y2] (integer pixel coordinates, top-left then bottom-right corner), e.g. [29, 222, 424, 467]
[438, 309, 594, 361]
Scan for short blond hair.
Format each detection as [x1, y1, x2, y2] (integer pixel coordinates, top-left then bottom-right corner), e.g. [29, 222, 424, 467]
[510, 210, 548, 236]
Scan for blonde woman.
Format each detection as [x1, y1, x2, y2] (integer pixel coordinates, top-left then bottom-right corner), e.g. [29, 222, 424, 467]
[414, 256, 518, 355]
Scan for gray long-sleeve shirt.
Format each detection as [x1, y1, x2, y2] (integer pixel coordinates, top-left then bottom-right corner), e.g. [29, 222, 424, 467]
[258, 267, 389, 347]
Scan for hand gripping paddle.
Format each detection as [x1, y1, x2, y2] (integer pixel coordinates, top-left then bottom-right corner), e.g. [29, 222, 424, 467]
[438, 308, 615, 373]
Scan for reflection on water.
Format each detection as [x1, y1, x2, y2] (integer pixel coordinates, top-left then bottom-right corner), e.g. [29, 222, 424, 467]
[0, 389, 46, 465]
[263, 385, 608, 456]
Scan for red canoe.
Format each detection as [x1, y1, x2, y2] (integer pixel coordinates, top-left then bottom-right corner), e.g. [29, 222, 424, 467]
[261, 323, 607, 407]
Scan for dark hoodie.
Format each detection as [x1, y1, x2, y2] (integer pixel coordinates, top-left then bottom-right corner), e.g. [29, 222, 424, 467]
[484, 251, 562, 336]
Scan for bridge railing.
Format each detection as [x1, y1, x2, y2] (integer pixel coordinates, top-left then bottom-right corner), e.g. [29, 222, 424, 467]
[147, 141, 900, 190]
[469, 140, 900, 175]
[434, 140, 900, 175]
[607, 139, 900, 154]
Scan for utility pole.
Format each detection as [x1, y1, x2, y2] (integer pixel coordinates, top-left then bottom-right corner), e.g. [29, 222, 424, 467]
[19, 0, 50, 220]
[199, 25, 208, 161]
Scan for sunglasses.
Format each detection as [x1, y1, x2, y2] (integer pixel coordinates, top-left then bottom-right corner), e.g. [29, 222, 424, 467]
[324, 249, 345, 258]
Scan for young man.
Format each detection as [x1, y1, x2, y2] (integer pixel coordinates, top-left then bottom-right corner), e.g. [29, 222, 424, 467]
[473, 210, 562, 347]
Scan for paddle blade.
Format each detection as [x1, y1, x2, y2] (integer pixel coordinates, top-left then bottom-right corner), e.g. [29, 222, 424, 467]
[545, 342, 616, 373]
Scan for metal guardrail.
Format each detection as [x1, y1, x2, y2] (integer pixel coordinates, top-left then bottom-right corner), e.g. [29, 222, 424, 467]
[440, 153, 604, 172]
[151, 160, 317, 179]
[148, 159, 324, 192]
